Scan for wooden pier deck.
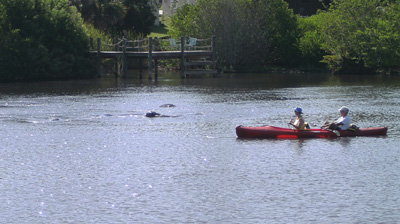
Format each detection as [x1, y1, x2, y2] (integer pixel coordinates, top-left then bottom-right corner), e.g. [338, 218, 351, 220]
[93, 50, 214, 59]
[89, 36, 217, 79]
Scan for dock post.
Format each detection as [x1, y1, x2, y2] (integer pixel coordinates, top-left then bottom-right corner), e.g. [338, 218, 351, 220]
[122, 34, 127, 78]
[114, 37, 119, 77]
[148, 37, 153, 80]
[90, 37, 94, 50]
[97, 38, 101, 77]
[139, 58, 143, 79]
[212, 35, 216, 77]
[97, 38, 101, 57]
[180, 36, 185, 78]
[155, 59, 158, 79]
[138, 38, 143, 79]
[154, 37, 159, 80]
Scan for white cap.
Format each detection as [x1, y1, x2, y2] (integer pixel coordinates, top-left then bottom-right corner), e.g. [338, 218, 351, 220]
[339, 106, 349, 112]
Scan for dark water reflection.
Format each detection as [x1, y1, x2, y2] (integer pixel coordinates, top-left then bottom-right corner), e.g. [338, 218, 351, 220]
[0, 72, 399, 223]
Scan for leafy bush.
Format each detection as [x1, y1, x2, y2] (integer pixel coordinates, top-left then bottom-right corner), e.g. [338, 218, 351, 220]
[0, 0, 97, 82]
[70, 0, 156, 36]
[169, 0, 299, 71]
[169, 0, 400, 74]
[319, 0, 400, 73]
[297, 14, 327, 71]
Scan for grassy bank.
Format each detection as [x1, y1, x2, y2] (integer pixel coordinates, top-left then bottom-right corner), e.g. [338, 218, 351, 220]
[148, 17, 172, 39]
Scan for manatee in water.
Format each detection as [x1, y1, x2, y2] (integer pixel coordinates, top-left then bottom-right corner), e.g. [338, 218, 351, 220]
[159, 104, 176, 108]
[145, 111, 179, 118]
[145, 111, 161, 117]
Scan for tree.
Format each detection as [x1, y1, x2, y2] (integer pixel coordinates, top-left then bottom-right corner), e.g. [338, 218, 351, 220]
[297, 14, 327, 71]
[319, 0, 400, 73]
[69, 0, 125, 31]
[169, 0, 299, 70]
[69, 0, 156, 36]
[121, 0, 156, 36]
[0, 0, 96, 82]
[169, 3, 200, 40]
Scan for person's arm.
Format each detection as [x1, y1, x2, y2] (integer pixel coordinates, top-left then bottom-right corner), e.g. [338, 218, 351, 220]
[336, 116, 351, 126]
[334, 117, 344, 125]
[289, 119, 304, 130]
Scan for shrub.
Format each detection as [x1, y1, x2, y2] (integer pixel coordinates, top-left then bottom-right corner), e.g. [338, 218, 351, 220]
[169, 0, 299, 70]
[319, 0, 400, 73]
[0, 0, 97, 82]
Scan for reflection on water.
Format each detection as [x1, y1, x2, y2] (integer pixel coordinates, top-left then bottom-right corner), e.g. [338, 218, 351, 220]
[1, 72, 399, 95]
[0, 72, 399, 223]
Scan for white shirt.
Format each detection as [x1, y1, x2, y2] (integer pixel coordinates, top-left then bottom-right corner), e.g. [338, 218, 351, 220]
[335, 115, 351, 130]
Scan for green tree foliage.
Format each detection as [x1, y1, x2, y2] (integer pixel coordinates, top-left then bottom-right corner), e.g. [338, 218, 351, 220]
[169, 0, 299, 70]
[0, 0, 96, 82]
[319, 0, 400, 73]
[71, 0, 125, 31]
[297, 14, 327, 71]
[122, 0, 156, 36]
[168, 3, 199, 38]
[70, 0, 155, 36]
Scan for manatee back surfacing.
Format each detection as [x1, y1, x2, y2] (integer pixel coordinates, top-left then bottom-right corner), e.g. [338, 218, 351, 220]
[145, 111, 161, 117]
[159, 104, 176, 108]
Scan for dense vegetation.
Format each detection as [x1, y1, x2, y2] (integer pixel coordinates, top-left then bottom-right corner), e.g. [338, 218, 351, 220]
[0, 0, 156, 82]
[169, 0, 299, 72]
[69, 0, 155, 36]
[170, 0, 400, 74]
[317, 0, 400, 74]
[0, 0, 97, 82]
[1, 0, 400, 82]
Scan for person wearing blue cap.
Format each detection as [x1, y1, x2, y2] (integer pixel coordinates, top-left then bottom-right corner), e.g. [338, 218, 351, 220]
[289, 107, 309, 130]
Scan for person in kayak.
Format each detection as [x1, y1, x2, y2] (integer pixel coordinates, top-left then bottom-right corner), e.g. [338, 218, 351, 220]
[334, 106, 351, 130]
[322, 106, 351, 130]
[289, 107, 309, 130]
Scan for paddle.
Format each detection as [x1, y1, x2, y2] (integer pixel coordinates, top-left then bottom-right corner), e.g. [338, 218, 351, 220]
[310, 122, 341, 136]
[330, 129, 340, 136]
[287, 120, 341, 137]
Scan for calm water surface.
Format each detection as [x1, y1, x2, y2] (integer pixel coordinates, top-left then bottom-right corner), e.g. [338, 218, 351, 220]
[0, 73, 399, 223]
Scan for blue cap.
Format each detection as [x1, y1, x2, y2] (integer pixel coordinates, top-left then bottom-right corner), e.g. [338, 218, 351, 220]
[294, 107, 303, 114]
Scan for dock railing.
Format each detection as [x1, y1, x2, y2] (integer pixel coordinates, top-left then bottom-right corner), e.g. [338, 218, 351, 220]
[90, 36, 216, 79]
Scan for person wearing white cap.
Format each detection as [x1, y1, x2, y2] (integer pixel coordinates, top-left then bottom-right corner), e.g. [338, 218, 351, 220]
[334, 106, 351, 130]
[289, 107, 309, 130]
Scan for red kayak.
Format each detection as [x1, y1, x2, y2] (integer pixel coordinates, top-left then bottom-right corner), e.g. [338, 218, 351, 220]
[236, 125, 387, 139]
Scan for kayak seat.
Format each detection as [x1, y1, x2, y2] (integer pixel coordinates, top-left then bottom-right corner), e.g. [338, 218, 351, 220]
[348, 124, 360, 132]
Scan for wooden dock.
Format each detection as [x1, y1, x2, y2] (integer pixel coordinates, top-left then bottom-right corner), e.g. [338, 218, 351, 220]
[90, 36, 217, 79]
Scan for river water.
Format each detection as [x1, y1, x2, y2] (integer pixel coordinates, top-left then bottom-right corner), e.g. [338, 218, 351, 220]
[0, 72, 399, 223]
